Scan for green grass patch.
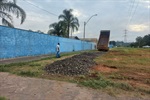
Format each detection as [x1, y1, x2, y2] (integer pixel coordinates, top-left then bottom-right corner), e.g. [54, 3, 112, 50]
[93, 47, 150, 95]
[77, 72, 134, 91]
[108, 74, 126, 80]
[0, 49, 149, 96]
[95, 47, 150, 69]
[0, 51, 82, 77]
[29, 63, 41, 67]
[0, 65, 9, 72]
[16, 70, 39, 77]
[0, 97, 8, 100]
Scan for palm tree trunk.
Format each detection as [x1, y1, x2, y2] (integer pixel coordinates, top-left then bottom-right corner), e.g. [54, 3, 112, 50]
[71, 28, 72, 38]
[67, 25, 69, 38]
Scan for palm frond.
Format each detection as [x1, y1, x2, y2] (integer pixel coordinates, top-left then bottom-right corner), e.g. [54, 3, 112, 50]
[0, 2, 26, 24]
[13, 0, 16, 4]
[47, 29, 55, 35]
[0, 11, 13, 23]
[48, 22, 63, 36]
[2, 18, 14, 27]
[49, 22, 57, 28]
[58, 14, 67, 20]
[0, 0, 8, 3]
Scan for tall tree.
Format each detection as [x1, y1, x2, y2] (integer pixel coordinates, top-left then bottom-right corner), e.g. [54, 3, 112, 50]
[48, 22, 63, 36]
[130, 34, 150, 47]
[143, 34, 150, 46]
[58, 9, 79, 38]
[0, 0, 26, 27]
[136, 36, 143, 47]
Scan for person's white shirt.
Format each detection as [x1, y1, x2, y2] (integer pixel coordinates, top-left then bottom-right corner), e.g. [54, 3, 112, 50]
[56, 44, 60, 52]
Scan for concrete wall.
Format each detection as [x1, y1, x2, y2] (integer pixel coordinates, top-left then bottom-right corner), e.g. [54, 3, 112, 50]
[0, 26, 96, 59]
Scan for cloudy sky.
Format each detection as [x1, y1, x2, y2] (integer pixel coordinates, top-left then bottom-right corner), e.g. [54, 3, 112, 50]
[12, 0, 150, 42]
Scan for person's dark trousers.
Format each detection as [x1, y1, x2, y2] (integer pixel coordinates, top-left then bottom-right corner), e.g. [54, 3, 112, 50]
[56, 51, 60, 58]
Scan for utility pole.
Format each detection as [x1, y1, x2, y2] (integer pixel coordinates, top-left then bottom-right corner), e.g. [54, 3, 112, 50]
[83, 14, 97, 40]
[124, 29, 127, 43]
[83, 22, 86, 39]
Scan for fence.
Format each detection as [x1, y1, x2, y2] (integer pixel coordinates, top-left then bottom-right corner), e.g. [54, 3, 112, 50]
[0, 25, 96, 59]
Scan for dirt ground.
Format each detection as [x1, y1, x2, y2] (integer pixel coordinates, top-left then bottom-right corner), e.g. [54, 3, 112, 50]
[0, 72, 149, 100]
[0, 50, 150, 100]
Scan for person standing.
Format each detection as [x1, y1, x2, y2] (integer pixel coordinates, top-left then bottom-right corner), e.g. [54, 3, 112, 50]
[56, 43, 60, 58]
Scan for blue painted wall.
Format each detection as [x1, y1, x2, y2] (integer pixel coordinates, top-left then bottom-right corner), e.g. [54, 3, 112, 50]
[0, 26, 96, 59]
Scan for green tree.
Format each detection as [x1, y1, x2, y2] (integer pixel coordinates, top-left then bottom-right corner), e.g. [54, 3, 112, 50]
[143, 34, 150, 46]
[130, 34, 150, 47]
[47, 22, 63, 36]
[136, 36, 143, 47]
[130, 42, 137, 47]
[0, 0, 26, 27]
[109, 41, 116, 46]
[58, 9, 79, 38]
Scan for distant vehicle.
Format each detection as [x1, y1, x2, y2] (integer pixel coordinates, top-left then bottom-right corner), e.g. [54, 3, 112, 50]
[142, 45, 150, 48]
[97, 30, 110, 51]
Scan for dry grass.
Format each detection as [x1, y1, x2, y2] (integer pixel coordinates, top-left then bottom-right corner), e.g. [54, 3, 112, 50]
[0, 48, 150, 97]
[94, 47, 150, 95]
[0, 52, 80, 78]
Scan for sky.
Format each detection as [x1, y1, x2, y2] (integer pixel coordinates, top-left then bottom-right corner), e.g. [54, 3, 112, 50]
[10, 0, 150, 42]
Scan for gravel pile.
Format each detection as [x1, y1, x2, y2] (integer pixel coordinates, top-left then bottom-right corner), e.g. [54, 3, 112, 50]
[45, 52, 103, 76]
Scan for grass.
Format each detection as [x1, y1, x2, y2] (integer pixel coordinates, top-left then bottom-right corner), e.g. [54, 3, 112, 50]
[0, 97, 8, 100]
[16, 70, 40, 77]
[0, 51, 82, 77]
[95, 48, 150, 71]
[76, 71, 134, 91]
[0, 62, 44, 77]
[0, 48, 150, 97]
[93, 47, 150, 95]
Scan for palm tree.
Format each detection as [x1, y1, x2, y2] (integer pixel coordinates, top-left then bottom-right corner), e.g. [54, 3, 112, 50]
[59, 9, 79, 38]
[48, 21, 69, 37]
[0, 0, 26, 27]
[47, 22, 63, 36]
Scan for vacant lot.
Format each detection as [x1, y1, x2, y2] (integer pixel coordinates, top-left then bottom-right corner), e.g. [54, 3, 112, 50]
[93, 48, 150, 95]
[0, 48, 150, 98]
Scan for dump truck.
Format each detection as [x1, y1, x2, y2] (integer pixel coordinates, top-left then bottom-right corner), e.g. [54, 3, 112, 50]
[97, 30, 110, 51]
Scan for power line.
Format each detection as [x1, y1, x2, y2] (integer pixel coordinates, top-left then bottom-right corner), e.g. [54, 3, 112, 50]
[128, 0, 139, 25]
[126, 0, 135, 29]
[22, 0, 58, 16]
[136, 0, 150, 33]
[128, 0, 135, 19]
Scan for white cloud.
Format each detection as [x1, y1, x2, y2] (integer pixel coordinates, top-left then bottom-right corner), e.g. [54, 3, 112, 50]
[72, 9, 82, 17]
[8, 0, 150, 42]
[129, 24, 148, 32]
[140, 0, 150, 8]
[64, 0, 74, 8]
[45, 0, 52, 3]
[73, 31, 81, 35]
[141, 0, 149, 3]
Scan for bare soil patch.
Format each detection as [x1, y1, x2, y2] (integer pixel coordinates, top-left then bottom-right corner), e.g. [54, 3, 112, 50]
[121, 72, 150, 82]
[120, 72, 150, 88]
[128, 80, 150, 89]
[92, 65, 118, 73]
